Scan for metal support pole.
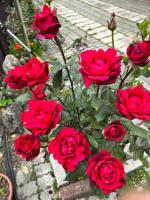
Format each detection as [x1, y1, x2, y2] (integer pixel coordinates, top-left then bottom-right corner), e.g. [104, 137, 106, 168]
[14, 0, 30, 48]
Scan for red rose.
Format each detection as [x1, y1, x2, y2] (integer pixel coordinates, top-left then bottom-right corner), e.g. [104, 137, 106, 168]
[23, 58, 49, 88]
[116, 85, 150, 121]
[103, 120, 126, 141]
[32, 5, 61, 40]
[21, 99, 62, 136]
[4, 66, 27, 89]
[79, 48, 122, 87]
[31, 84, 46, 99]
[48, 127, 91, 171]
[86, 150, 125, 195]
[4, 58, 49, 89]
[127, 41, 150, 67]
[14, 133, 40, 161]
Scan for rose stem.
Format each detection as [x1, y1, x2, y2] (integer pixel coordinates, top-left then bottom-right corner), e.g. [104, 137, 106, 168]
[96, 85, 100, 97]
[54, 37, 81, 124]
[118, 66, 133, 89]
[112, 30, 115, 48]
[44, 83, 72, 116]
[54, 37, 76, 100]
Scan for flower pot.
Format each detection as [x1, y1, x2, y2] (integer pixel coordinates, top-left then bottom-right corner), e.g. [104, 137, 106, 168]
[0, 173, 13, 200]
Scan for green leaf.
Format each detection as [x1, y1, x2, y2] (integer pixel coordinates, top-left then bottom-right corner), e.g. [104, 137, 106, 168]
[15, 93, 30, 103]
[95, 104, 112, 122]
[91, 96, 102, 111]
[53, 70, 62, 89]
[86, 134, 99, 149]
[123, 121, 150, 139]
[65, 161, 87, 182]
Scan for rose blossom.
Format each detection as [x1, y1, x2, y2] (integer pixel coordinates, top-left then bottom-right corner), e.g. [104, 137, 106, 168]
[4, 65, 27, 89]
[32, 5, 61, 40]
[79, 48, 122, 87]
[116, 85, 150, 121]
[14, 133, 40, 161]
[86, 150, 125, 195]
[127, 41, 150, 67]
[4, 58, 49, 89]
[103, 120, 126, 141]
[23, 58, 49, 87]
[21, 99, 62, 136]
[31, 84, 46, 99]
[48, 127, 91, 171]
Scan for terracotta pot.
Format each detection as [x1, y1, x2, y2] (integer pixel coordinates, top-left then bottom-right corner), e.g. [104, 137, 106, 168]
[0, 173, 13, 200]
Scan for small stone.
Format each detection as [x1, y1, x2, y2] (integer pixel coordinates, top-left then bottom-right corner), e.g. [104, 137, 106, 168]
[124, 159, 143, 173]
[35, 163, 51, 177]
[124, 143, 133, 159]
[2, 102, 24, 133]
[59, 179, 91, 200]
[2, 54, 19, 74]
[37, 174, 54, 190]
[50, 154, 68, 188]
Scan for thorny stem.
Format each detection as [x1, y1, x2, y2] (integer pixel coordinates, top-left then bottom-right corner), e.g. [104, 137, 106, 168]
[118, 66, 133, 89]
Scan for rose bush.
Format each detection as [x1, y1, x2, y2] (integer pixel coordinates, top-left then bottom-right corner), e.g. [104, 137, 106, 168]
[3, 3, 150, 198]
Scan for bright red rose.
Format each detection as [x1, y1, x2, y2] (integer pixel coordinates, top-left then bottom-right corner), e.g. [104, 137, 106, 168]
[86, 150, 125, 195]
[23, 58, 49, 87]
[79, 48, 122, 87]
[31, 84, 46, 99]
[48, 127, 91, 171]
[116, 85, 150, 121]
[4, 66, 27, 89]
[127, 41, 150, 67]
[21, 99, 62, 136]
[14, 133, 40, 161]
[103, 120, 126, 141]
[32, 5, 61, 40]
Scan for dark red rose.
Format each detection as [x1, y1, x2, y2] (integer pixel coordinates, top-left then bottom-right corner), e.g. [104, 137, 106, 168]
[127, 41, 150, 67]
[21, 99, 62, 136]
[14, 133, 40, 161]
[31, 84, 46, 99]
[4, 58, 49, 89]
[116, 85, 150, 121]
[4, 66, 27, 89]
[103, 120, 126, 141]
[48, 127, 91, 171]
[79, 48, 122, 87]
[23, 58, 49, 87]
[32, 5, 61, 40]
[86, 150, 125, 195]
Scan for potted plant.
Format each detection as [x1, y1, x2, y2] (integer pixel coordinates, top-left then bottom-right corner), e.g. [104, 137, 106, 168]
[0, 173, 13, 200]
